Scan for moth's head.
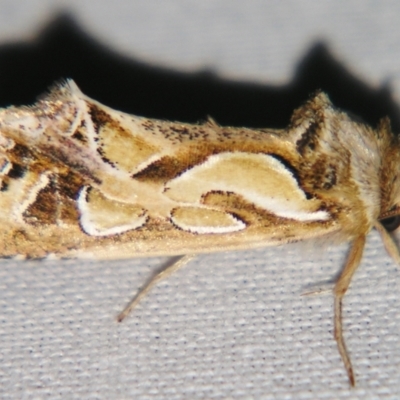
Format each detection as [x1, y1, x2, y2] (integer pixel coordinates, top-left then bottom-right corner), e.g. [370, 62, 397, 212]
[375, 118, 400, 232]
[380, 214, 400, 232]
[380, 183, 400, 232]
[377, 118, 400, 232]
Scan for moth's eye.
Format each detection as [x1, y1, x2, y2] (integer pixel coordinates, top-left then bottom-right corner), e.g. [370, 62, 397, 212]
[380, 215, 400, 232]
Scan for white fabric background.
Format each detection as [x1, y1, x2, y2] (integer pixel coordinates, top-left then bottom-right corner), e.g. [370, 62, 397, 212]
[1, 1, 400, 399]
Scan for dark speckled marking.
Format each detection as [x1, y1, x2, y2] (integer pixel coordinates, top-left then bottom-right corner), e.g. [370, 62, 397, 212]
[323, 163, 337, 189]
[11, 143, 31, 160]
[72, 131, 86, 142]
[142, 120, 155, 131]
[97, 145, 116, 168]
[310, 160, 337, 190]
[170, 126, 190, 136]
[0, 180, 9, 191]
[7, 163, 26, 179]
[296, 122, 319, 155]
[72, 120, 88, 143]
[87, 102, 113, 132]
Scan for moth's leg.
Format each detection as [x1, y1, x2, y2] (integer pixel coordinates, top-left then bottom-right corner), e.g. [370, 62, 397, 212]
[117, 254, 197, 322]
[301, 282, 334, 296]
[334, 235, 366, 387]
[374, 221, 400, 264]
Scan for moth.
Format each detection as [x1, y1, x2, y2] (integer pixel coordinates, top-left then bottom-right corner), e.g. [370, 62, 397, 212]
[1, 80, 399, 386]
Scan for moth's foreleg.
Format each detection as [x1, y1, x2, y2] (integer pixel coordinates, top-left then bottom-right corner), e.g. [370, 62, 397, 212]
[374, 221, 400, 264]
[334, 235, 366, 387]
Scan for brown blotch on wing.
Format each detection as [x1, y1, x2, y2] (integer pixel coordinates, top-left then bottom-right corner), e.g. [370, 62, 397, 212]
[202, 190, 333, 242]
[1, 140, 87, 227]
[202, 190, 286, 227]
[23, 171, 83, 226]
[87, 103, 115, 129]
[6, 163, 26, 179]
[132, 155, 190, 182]
[23, 182, 58, 225]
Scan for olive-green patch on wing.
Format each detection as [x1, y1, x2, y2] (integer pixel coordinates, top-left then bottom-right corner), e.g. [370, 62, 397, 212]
[171, 206, 246, 234]
[165, 152, 329, 222]
[78, 186, 148, 236]
[95, 115, 161, 174]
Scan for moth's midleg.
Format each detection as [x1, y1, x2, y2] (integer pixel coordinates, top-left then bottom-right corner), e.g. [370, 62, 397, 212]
[117, 254, 196, 322]
[334, 235, 366, 387]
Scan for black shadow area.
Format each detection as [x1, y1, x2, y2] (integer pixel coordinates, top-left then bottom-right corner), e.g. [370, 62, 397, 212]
[0, 15, 399, 131]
